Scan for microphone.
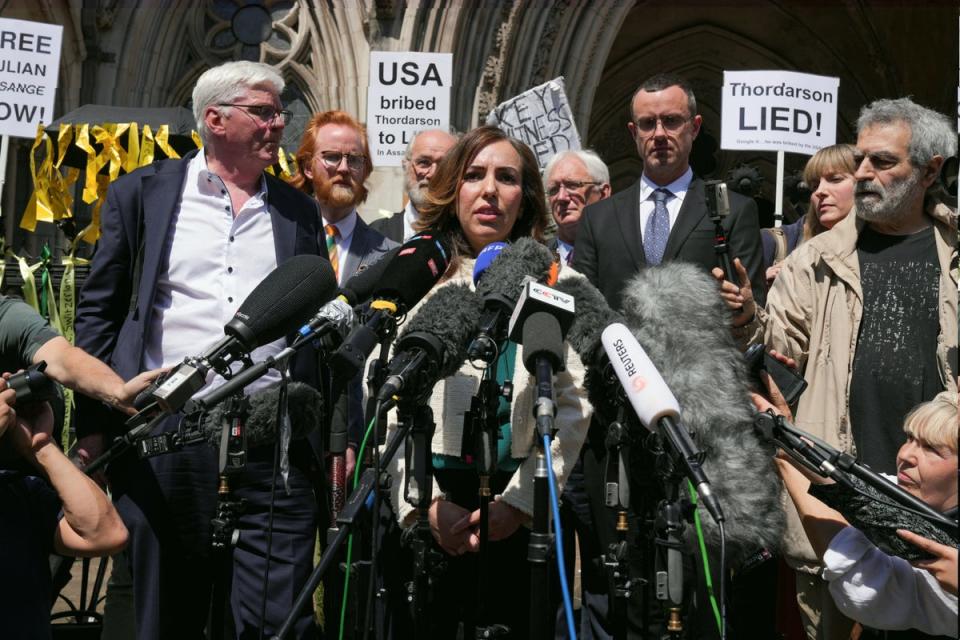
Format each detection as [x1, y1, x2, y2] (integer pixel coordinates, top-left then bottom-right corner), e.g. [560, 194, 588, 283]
[519, 311, 566, 438]
[146, 255, 337, 415]
[601, 322, 724, 523]
[617, 262, 784, 551]
[468, 238, 554, 364]
[376, 283, 483, 407]
[201, 381, 324, 449]
[331, 232, 450, 380]
[551, 273, 622, 367]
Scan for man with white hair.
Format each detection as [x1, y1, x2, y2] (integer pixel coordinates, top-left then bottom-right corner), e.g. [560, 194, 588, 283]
[371, 128, 457, 242]
[729, 97, 958, 639]
[544, 149, 611, 265]
[74, 61, 327, 639]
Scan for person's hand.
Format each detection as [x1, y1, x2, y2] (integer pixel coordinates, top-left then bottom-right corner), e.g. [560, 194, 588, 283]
[115, 368, 167, 415]
[7, 401, 55, 465]
[345, 446, 357, 481]
[898, 529, 959, 596]
[457, 497, 529, 551]
[765, 263, 783, 286]
[711, 258, 755, 327]
[428, 498, 474, 556]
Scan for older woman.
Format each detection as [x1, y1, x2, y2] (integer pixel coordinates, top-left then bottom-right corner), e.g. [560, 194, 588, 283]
[385, 126, 591, 638]
[764, 143, 857, 284]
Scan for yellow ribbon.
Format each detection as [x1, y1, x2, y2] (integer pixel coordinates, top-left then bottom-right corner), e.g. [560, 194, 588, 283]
[74, 123, 101, 205]
[12, 251, 40, 312]
[59, 238, 89, 446]
[139, 124, 155, 166]
[191, 130, 203, 149]
[21, 125, 56, 232]
[155, 125, 180, 159]
[125, 123, 140, 173]
[55, 124, 73, 169]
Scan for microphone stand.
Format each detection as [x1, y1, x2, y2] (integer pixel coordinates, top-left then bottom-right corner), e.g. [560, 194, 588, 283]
[649, 431, 687, 640]
[464, 353, 512, 638]
[528, 355, 557, 640]
[603, 402, 632, 640]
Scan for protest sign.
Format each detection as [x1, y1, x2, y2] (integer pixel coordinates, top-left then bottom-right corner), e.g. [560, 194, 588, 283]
[486, 77, 580, 169]
[721, 70, 839, 156]
[0, 17, 62, 139]
[367, 51, 452, 166]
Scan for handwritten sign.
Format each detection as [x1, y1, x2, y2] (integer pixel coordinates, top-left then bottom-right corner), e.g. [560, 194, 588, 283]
[367, 51, 452, 167]
[486, 77, 581, 169]
[0, 17, 62, 139]
[721, 70, 839, 156]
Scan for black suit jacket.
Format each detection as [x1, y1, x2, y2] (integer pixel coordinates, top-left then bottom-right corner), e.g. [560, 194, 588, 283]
[572, 176, 766, 311]
[369, 210, 406, 244]
[74, 150, 327, 439]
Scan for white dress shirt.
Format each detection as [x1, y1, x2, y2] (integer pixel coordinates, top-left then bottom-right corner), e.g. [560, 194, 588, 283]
[144, 152, 283, 396]
[556, 238, 575, 266]
[322, 209, 358, 285]
[822, 525, 958, 636]
[402, 201, 419, 242]
[638, 167, 694, 233]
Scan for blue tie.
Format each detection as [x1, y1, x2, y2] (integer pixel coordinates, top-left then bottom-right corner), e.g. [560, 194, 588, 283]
[644, 188, 671, 265]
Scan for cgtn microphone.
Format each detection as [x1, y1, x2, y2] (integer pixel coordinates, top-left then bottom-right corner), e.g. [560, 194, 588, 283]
[376, 283, 482, 408]
[144, 255, 337, 416]
[601, 322, 724, 524]
[330, 232, 450, 379]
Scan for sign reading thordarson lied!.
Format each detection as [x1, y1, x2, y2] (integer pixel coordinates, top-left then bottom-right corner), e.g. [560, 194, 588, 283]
[486, 77, 581, 170]
[721, 70, 839, 156]
[0, 17, 63, 139]
[367, 51, 452, 167]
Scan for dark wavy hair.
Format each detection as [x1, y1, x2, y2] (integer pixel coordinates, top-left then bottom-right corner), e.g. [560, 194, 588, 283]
[415, 125, 548, 265]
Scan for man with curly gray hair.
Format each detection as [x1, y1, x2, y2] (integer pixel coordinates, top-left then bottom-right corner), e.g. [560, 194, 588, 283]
[726, 96, 958, 640]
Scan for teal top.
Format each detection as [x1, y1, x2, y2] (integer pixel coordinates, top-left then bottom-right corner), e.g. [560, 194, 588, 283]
[432, 341, 522, 473]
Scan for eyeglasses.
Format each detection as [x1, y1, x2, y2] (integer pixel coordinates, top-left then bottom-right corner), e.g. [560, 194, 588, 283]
[546, 180, 600, 197]
[633, 114, 690, 134]
[218, 103, 292, 125]
[317, 151, 367, 172]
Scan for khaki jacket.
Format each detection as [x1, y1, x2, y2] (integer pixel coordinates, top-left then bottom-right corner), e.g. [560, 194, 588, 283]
[386, 258, 593, 527]
[747, 202, 958, 570]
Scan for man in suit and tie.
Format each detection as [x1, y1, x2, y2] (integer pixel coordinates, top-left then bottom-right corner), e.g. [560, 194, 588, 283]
[572, 72, 765, 311]
[74, 61, 327, 639]
[544, 149, 612, 266]
[571, 73, 764, 639]
[291, 110, 396, 476]
[370, 128, 458, 243]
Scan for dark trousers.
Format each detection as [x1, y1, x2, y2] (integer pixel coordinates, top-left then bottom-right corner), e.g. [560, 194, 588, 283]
[427, 468, 532, 639]
[554, 455, 612, 639]
[109, 421, 319, 640]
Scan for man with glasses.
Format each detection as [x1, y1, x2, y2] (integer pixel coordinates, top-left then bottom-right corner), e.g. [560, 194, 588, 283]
[371, 129, 458, 243]
[572, 72, 765, 311]
[74, 61, 327, 639]
[544, 149, 611, 266]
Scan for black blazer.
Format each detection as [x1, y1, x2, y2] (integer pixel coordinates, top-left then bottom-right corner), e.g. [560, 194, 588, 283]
[369, 210, 406, 244]
[572, 176, 766, 311]
[74, 150, 327, 438]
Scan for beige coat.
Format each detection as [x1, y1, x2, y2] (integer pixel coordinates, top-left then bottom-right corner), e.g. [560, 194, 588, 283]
[746, 202, 958, 570]
[386, 258, 593, 527]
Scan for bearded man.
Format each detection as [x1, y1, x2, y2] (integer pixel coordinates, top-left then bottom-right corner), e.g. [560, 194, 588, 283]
[370, 129, 458, 243]
[735, 97, 958, 640]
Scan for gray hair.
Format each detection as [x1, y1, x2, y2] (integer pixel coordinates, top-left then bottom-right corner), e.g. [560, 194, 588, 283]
[543, 149, 611, 185]
[857, 98, 957, 167]
[629, 72, 697, 121]
[402, 128, 460, 163]
[192, 61, 285, 143]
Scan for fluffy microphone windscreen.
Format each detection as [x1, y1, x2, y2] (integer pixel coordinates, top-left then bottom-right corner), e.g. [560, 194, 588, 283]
[552, 273, 622, 366]
[203, 381, 324, 449]
[620, 263, 783, 555]
[475, 237, 554, 302]
[228, 255, 337, 350]
[398, 282, 483, 379]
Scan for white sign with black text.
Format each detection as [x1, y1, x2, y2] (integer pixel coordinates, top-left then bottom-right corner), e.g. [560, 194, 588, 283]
[721, 70, 839, 156]
[0, 17, 62, 139]
[486, 77, 581, 170]
[367, 51, 452, 167]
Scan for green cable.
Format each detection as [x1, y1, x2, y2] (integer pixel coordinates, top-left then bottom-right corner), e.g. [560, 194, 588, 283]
[337, 415, 377, 640]
[687, 480, 723, 634]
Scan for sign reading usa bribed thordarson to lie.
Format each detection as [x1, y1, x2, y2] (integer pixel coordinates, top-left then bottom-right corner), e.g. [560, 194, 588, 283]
[0, 17, 63, 139]
[367, 51, 452, 167]
[721, 70, 839, 156]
